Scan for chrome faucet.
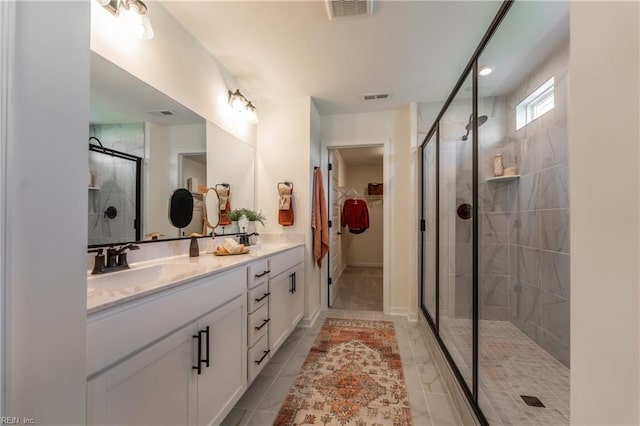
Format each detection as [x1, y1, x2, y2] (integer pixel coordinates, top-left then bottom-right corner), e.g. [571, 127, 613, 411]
[90, 243, 140, 274]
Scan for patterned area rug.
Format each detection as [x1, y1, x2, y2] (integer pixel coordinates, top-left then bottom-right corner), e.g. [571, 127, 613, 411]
[274, 318, 412, 425]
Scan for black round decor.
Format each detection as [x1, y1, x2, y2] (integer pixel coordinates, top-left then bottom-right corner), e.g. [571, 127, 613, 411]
[169, 188, 194, 228]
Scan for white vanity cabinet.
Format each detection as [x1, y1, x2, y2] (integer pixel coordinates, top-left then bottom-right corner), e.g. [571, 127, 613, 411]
[87, 268, 247, 426]
[268, 247, 304, 353]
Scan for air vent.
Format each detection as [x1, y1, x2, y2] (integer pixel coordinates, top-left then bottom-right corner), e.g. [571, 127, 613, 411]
[148, 110, 175, 117]
[326, 0, 373, 20]
[362, 93, 390, 101]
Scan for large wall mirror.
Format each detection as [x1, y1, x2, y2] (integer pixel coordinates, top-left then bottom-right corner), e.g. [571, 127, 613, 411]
[89, 52, 254, 247]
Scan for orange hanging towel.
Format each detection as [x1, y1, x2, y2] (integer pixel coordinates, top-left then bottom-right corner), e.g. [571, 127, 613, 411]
[311, 168, 329, 267]
[217, 184, 231, 225]
[278, 182, 294, 226]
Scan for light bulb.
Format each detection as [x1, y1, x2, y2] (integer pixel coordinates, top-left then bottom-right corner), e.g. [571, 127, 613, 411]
[478, 65, 493, 76]
[115, 0, 154, 40]
[243, 102, 257, 122]
[228, 90, 246, 113]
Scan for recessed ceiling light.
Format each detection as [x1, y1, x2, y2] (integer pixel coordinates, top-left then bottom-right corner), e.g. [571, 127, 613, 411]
[478, 65, 493, 76]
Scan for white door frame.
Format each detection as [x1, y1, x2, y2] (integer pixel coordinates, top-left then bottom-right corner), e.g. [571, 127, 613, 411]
[0, 0, 14, 413]
[320, 140, 391, 314]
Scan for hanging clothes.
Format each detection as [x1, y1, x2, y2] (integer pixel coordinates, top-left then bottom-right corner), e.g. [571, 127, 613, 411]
[341, 198, 369, 234]
[216, 184, 231, 225]
[311, 168, 329, 267]
[278, 182, 294, 226]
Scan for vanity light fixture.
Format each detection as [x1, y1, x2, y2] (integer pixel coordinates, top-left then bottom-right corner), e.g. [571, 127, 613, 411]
[96, 0, 154, 40]
[228, 89, 258, 122]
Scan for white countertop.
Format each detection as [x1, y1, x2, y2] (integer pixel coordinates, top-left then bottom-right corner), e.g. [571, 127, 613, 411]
[87, 241, 304, 315]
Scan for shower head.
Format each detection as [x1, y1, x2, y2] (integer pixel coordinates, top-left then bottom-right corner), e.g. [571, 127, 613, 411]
[461, 114, 488, 141]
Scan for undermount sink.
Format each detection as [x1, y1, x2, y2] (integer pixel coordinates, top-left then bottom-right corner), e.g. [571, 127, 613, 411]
[87, 263, 209, 293]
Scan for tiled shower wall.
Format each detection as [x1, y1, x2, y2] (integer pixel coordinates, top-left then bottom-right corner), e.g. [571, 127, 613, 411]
[480, 42, 570, 367]
[88, 123, 144, 245]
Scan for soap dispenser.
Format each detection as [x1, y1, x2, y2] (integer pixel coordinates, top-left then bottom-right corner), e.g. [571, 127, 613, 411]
[189, 234, 200, 257]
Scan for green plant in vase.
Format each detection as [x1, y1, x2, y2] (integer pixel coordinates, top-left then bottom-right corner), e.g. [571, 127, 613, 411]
[241, 208, 266, 226]
[228, 208, 244, 222]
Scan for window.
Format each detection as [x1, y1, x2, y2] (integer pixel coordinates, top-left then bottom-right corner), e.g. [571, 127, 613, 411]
[516, 77, 554, 130]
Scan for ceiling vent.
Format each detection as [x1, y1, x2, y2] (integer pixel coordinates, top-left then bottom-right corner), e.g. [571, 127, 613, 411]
[148, 110, 175, 117]
[326, 0, 373, 20]
[362, 93, 390, 101]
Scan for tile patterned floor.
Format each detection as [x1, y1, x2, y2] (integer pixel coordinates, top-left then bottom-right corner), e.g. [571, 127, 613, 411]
[331, 267, 383, 311]
[441, 318, 570, 425]
[222, 310, 463, 425]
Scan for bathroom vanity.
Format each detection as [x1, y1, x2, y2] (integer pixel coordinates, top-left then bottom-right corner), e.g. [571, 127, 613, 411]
[86, 242, 304, 425]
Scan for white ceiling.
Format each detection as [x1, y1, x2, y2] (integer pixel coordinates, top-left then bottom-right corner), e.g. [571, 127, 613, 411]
[336, 146, 383, 167]
[161, 0, 504, 115]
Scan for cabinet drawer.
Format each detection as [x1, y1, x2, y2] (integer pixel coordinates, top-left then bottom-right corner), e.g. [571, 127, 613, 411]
[247, 280, 270, 314]
[248, 334, 270, 383]
[248, 260, 270, 288]
[270, 246, 303, 278]
[248, 303, 269, 348]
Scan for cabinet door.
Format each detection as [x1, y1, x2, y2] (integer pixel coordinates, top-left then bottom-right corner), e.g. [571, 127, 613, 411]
[269, 271, 292, 353]
[289, 263, 305, 329]
[196, 295, 247, 426]
[87, 323, 197, 426]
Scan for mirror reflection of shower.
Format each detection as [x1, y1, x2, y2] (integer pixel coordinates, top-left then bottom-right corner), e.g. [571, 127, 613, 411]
[461, 113, 488, 140]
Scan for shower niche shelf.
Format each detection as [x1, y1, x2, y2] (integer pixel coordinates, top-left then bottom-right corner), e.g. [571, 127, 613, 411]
[89, 187, 101, 191]
[486, 175, 520, 182]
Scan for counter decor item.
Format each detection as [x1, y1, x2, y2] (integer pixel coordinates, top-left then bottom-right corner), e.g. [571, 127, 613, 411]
[367, 182, 383, 195]
[503, 166, 517, 176]
[493, 152, 505, 177]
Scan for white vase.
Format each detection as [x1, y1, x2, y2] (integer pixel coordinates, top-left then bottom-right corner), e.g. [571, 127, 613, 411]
[247, 221, 257, 245]
[227, 221, 239, 234]
[237, 215, 249, 234]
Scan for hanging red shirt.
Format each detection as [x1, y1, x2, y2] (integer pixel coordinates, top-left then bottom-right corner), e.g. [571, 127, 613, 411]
[341, 199, 369, 231]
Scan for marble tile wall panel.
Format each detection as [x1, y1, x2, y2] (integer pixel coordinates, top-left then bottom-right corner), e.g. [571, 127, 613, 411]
[509, 281, 540, 335]
[540, 290, 570, 343]
[480, 243, 508, 276]
[539, 164, 569, 209]
[541, 209, 570, 253]
[509, 246, 541, 287]
[509, 211, 541, 248]
[541, 250, 570, 299]
[481, 213, 510, 244]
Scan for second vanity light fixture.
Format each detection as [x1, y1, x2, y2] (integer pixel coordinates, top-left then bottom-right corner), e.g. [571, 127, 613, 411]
[96, 0, 154, 40]
[228, 89, 257, 123]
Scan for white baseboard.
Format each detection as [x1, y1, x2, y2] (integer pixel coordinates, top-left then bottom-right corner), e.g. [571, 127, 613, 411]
[300, 304, 321, 328]
[347, 262, 383, 268]
[384, 307, 417, 322]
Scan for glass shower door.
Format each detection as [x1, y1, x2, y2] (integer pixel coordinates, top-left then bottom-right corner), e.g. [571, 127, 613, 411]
[438, 72, 475, 390]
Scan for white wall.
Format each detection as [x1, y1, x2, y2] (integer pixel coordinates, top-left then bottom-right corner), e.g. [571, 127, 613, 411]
[90, 1, 256, 147]
[570, 2, 640, 424]
[343, 165, 383, 267]
[321, 108, 416, 318]
[255, 96, 322, 323]
[5, 2, 89, 422]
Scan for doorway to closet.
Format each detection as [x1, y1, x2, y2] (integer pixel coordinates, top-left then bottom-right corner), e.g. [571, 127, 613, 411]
[327, 146, 384, 312]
